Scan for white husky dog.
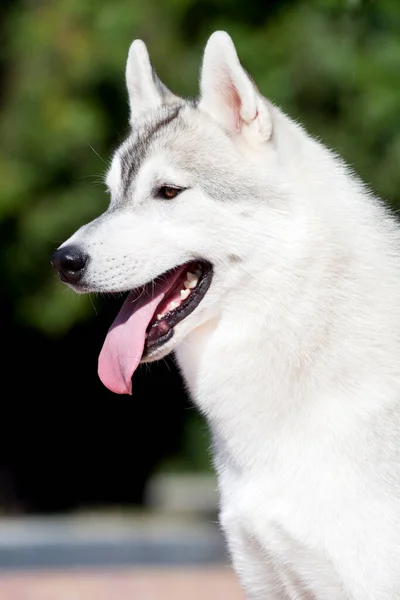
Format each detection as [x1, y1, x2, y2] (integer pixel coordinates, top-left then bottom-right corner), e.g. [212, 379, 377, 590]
[51, 31, 400, 599]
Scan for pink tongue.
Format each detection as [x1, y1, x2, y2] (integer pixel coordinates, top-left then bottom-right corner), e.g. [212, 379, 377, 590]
[98, 289, 165, 395]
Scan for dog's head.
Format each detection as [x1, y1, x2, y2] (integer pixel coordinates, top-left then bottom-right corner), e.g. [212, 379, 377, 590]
[51, 32, 284, 394]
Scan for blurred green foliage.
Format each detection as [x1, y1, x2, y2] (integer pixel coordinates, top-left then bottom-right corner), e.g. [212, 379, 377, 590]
[1, 0, 399, 335]
[0, 0, 399, 480]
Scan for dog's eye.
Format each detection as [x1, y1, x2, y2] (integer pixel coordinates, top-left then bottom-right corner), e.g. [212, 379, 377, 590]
[157, 186, 183, 200]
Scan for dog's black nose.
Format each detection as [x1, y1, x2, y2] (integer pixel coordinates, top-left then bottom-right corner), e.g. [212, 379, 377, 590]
[50, 245, 89, 283]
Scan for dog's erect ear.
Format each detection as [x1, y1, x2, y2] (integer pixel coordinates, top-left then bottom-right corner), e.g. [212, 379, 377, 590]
[199, 31, 272, 142]
[126, 40, 179, 123]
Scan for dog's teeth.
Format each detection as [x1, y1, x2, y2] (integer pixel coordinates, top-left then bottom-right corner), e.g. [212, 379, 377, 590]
[180, 288, 190, 300]
[169, 301, 180, 311]
[184, 279, 197, 289]
[185, 272, 199, 288]
[157, 314, 163, 320]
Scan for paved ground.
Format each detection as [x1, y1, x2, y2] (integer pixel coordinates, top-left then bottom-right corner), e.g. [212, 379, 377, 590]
[0, 568, 245, 599]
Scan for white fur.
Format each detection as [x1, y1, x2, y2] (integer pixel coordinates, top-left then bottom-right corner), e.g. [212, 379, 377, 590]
[200, 31, 272, 142]
[126, 39, 180, 122]
[58, 32, 400, 599]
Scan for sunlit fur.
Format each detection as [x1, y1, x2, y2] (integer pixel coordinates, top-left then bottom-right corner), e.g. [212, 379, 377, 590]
[58, 31, 400, 599]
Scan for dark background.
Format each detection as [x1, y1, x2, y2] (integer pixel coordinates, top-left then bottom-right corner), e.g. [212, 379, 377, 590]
[0, 0, 399, 513]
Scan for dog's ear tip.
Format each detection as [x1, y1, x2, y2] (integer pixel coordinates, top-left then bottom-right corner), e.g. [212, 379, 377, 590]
[126, 39, 152, 81]
[128, 39, 149, 59]
[208, 30, 233, 44]
[205, 31, 236, 54]
[125, 37, 179, 116]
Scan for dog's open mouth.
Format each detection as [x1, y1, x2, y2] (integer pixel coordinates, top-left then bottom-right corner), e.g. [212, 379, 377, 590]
[98, 260, 213, 395]
[144, 261, 213, 354]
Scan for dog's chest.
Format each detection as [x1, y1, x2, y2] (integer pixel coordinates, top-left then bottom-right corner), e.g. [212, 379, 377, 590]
[218, 476, 348, 599]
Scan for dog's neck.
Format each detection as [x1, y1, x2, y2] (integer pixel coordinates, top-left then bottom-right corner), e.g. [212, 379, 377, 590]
[175, 109, 400, 475]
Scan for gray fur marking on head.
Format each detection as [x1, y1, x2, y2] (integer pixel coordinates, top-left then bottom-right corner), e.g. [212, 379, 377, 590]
[119, 104, 183, 196]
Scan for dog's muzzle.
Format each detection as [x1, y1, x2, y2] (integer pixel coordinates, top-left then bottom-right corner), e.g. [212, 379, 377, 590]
[50, 245, 89, 284]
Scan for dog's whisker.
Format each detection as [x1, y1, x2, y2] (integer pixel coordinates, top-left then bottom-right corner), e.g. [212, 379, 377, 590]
[88, 294, 98, 316]
[88, 144, 108, 165]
